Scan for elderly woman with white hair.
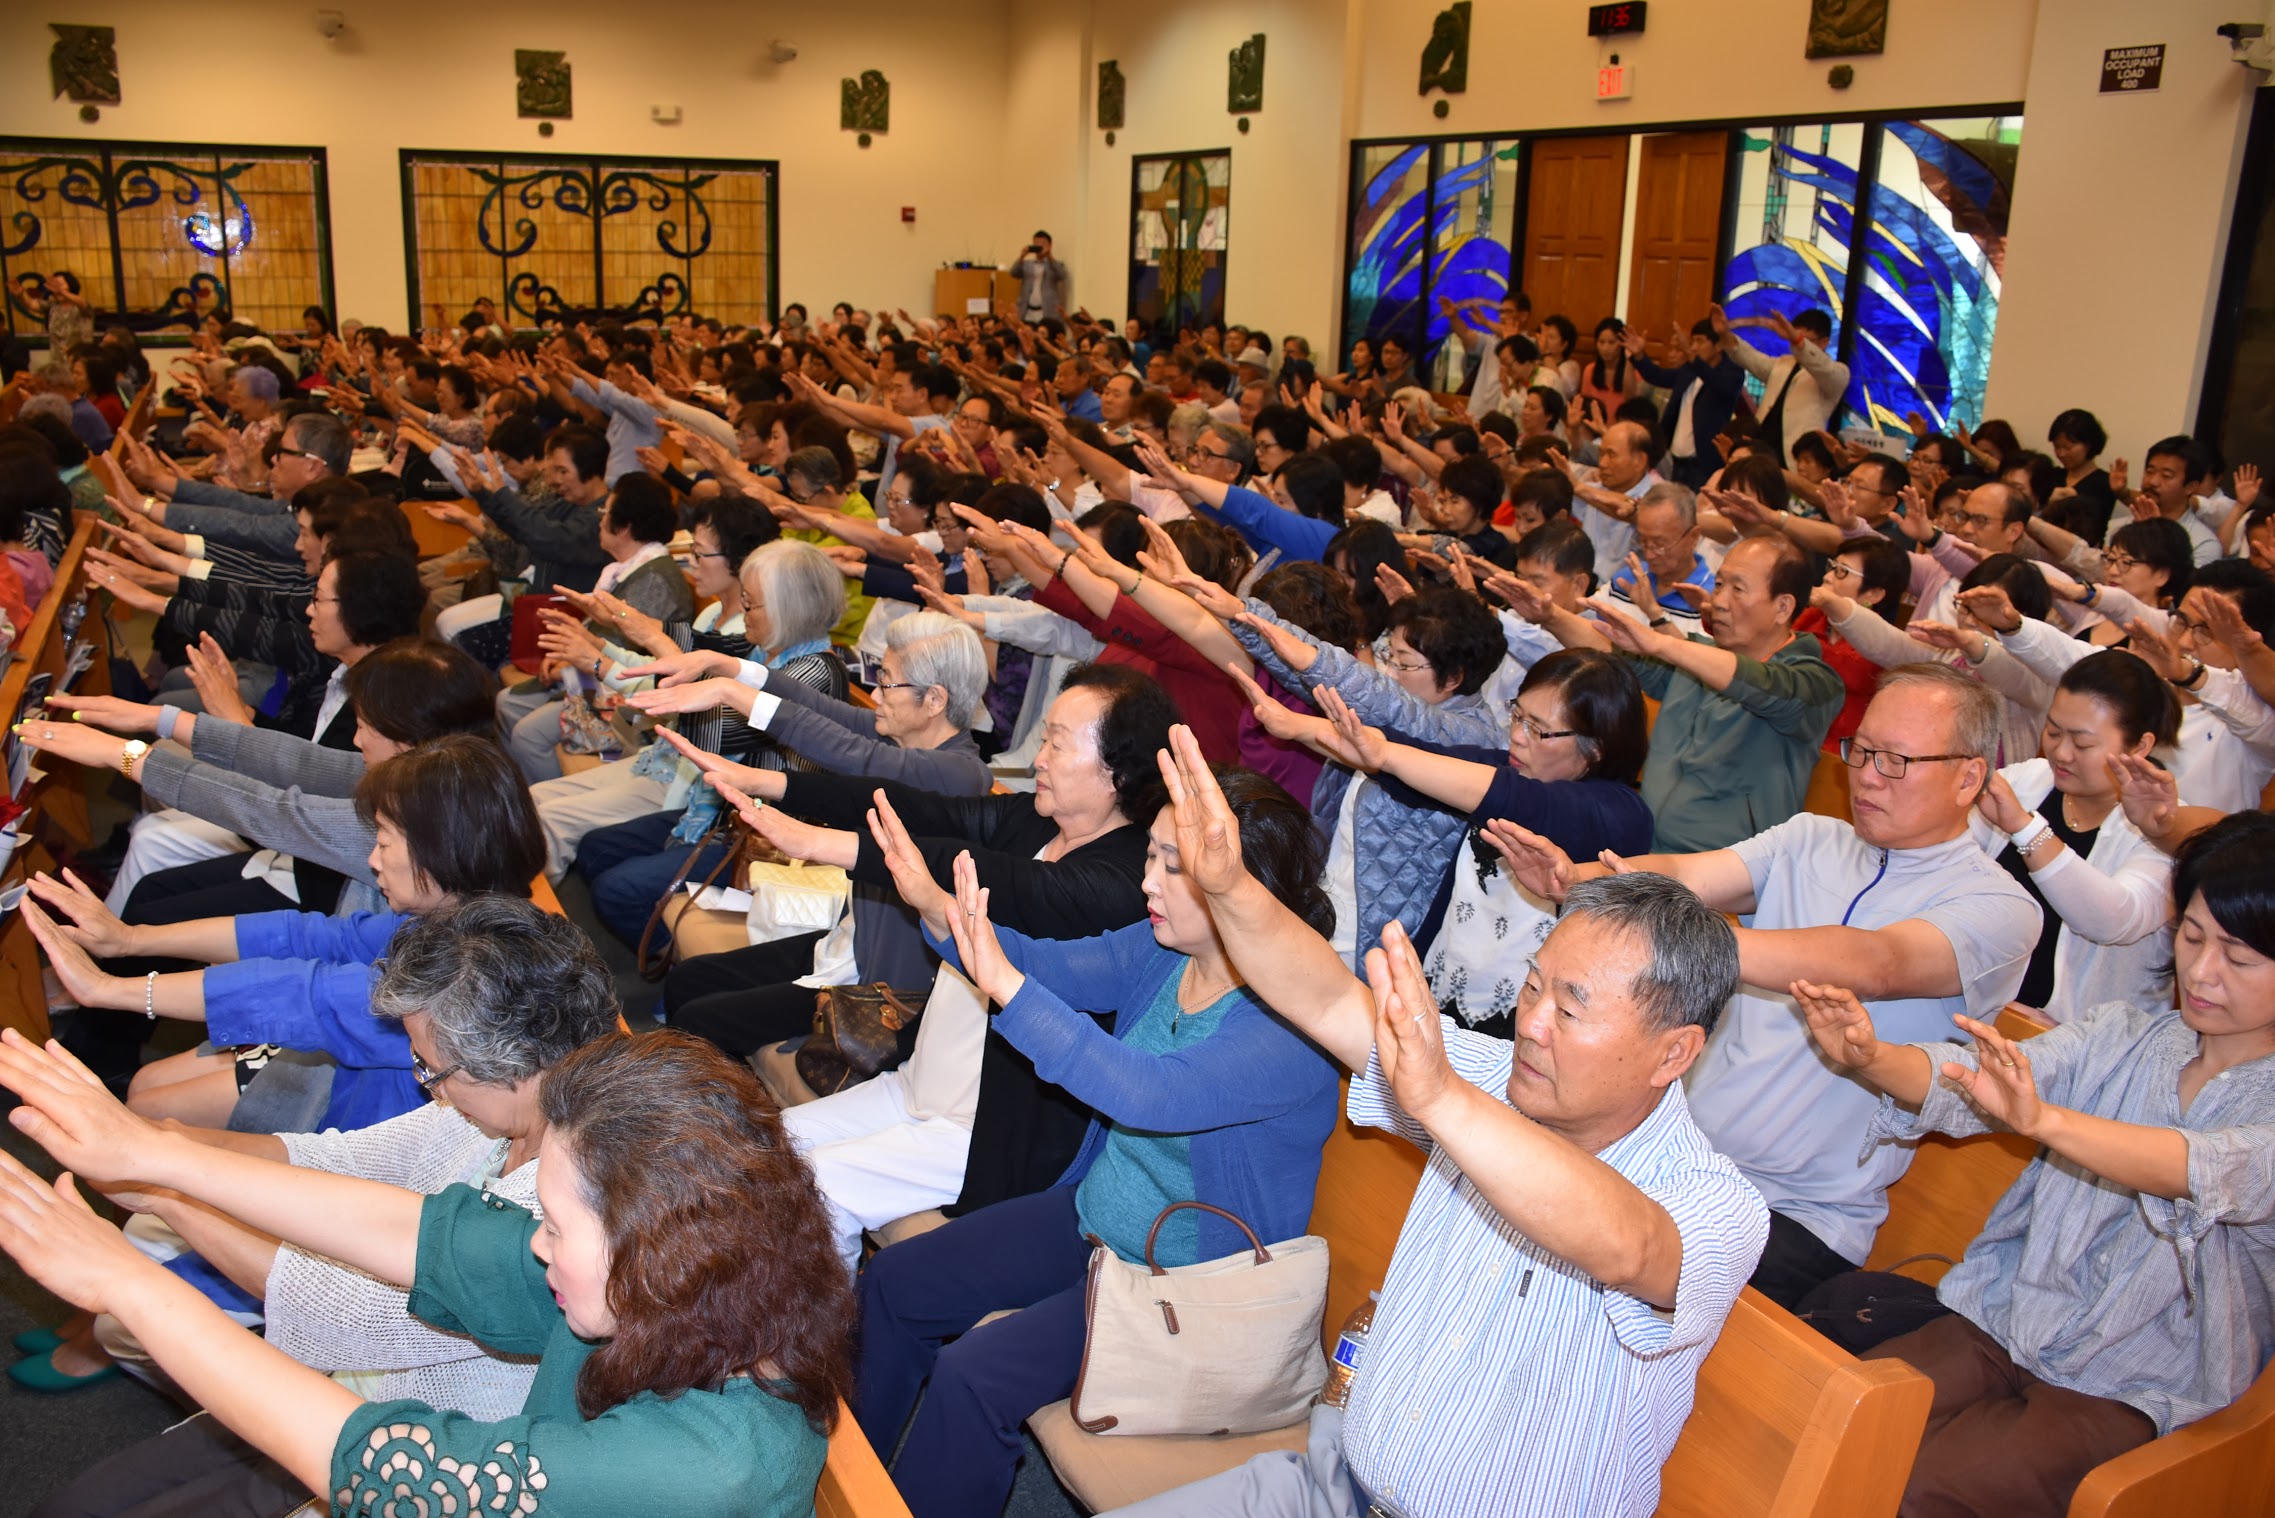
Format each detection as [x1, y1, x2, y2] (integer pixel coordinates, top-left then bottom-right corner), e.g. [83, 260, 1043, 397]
[547, 536, 851, 951]
[618, 609, 995, 1053]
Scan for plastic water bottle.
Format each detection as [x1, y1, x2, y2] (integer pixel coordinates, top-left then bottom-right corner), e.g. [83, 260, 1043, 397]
[1320, 1291, 1379, 1408]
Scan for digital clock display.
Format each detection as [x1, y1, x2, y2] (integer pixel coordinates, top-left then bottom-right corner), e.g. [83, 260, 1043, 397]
[1588, 2, 1648, 37]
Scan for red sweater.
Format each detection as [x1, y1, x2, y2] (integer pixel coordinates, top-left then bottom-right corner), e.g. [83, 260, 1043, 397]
[1795, 607, 1878, 751]
[1035, 577, 1244, 763]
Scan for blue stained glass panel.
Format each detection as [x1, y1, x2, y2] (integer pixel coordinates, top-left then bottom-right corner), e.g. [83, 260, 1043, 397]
[1850, 116, 2019, 436]
[1343, 138, 1517, 382]
[1721, 123, 1867, 406]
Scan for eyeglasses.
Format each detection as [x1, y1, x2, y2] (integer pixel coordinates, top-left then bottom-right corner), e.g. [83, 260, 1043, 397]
[871, 680, 932, 697]
[2100, 552, 2139, 574]
[2169, 612, 2210, 638]
[691, 548, 732, 562]
[1822, 561, 1857, 582]
[411, 1048, 464, 1098]
[1634, 533, 1693, 556]
[1372, 639, 1434, 676]
[1837, 739, 1974, 779]
[1958, 511, 2006, 532]
[276, 446, 327, 464]
[1512, 710, 1579, 742]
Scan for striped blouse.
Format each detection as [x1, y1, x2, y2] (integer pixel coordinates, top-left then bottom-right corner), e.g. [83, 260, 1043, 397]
[1339, 1026, 1769, 1517]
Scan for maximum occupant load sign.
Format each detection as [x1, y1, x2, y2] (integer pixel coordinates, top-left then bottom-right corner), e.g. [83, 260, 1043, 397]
[2100, 44, 2165, 94]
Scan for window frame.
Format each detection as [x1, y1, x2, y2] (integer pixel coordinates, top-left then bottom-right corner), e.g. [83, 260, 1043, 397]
[397, 147, 780, 332]
[0, 134, 334, 344]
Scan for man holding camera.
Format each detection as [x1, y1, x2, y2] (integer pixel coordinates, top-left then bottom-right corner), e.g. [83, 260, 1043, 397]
[1012, 231, 1068, 323]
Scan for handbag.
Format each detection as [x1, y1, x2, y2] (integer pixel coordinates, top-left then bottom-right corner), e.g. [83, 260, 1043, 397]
[795, 982, 925, 1097]
[635, 813, 785, 979]
[1069, 1201, 1329, 1437]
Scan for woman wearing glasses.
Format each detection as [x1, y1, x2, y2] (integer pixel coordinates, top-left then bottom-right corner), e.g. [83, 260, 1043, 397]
[2034, 516, 2196, 650]
[20, 735, 545, 1136]
[1230, 582, 1510, 966]
[1238, 649, 1652, 1040]
[520, 494, 777, 883]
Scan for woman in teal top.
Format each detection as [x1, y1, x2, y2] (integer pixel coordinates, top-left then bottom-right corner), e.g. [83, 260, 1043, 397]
[836, 747, 1342, 1518]
[0, 1027, 851, 1517]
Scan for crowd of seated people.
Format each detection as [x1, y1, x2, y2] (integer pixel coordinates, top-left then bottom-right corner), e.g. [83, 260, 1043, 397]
[0, 271, 2269, 1518]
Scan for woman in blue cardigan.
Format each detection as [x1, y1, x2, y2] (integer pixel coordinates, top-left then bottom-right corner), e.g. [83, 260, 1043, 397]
[840, 750, 1342, 1518]
[23, 734, 546, 1132]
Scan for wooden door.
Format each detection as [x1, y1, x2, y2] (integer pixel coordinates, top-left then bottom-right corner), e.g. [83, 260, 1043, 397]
[1521, 135, 1628, 329]
[1626, 130, 1729, 345]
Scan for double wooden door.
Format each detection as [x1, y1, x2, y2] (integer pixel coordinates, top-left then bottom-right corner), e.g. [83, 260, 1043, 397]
[1519, 130, 1728, 342]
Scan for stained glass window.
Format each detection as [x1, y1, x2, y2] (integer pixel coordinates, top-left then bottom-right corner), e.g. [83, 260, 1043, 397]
[401, 151, 775, 329]
[1128, 152, 1230, 349]
[1850, 116, 2020, 435]
[0, 138, 331, 340]
[1342, 137, 1519, 385]
[1721, 123, 1867, 406]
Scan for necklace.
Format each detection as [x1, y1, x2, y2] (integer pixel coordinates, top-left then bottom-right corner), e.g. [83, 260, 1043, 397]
[1173, 960, 1239, 1035]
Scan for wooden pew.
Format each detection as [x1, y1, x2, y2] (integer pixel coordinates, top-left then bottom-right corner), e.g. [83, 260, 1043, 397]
[1008, 1087, 1930, 1516]
[0, 518, 110, 1043]
[1861, 1008, 2275, 1517]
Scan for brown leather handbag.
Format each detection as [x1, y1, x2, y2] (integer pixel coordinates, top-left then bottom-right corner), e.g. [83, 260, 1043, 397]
[634, 814, 792, 980]
[795, 982, 925, 1097]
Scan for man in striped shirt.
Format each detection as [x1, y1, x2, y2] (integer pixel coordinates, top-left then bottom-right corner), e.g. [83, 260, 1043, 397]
[1110, 732, 1769, 1518]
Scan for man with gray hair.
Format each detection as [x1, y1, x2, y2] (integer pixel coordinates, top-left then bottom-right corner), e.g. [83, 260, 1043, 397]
[1109, 730, 1770, 1518]
[34, 356, 112, 450]
[125, 410, 352, 562]
[1608, 480, 1716, 637]
[1492, 662, 2040, 1310]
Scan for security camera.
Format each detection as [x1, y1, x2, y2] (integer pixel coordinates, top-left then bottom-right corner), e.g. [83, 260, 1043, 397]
[2221, 20, 2275, 70]
[315, 10, 347, 40]
[767, 40, 798, 64]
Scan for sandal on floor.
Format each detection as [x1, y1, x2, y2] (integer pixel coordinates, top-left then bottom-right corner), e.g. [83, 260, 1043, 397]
[7, 1349, 122, 1392]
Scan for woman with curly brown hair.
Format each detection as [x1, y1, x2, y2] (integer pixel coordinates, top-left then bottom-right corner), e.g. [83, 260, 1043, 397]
[0, 1027, 852, 1517]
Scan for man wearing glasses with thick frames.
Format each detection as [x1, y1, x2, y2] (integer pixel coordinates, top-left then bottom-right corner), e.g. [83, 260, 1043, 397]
[1489, 663, 2039, 1311]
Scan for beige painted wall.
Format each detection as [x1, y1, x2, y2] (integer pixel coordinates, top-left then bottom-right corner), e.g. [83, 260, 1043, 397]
[1354, 0, 2038, 141]
[1071, 0, 1362, 353]
[5, 0, 2261, 461]
[0, 0, 1024, 328]
[1987, 0, 2259, 457]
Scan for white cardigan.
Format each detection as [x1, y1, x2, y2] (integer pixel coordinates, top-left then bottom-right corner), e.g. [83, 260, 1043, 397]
[1966, 758, 2174, 1024]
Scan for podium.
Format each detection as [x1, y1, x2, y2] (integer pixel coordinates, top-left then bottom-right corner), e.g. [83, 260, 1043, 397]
[933, 268, 1019, 320]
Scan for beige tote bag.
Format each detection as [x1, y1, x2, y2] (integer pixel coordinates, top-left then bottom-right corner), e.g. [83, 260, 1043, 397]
[1069, 1201, 1329, 1437]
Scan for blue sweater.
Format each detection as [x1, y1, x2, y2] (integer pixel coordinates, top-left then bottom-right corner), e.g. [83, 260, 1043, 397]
[1200, 483, 1338, 564]
[930, 921, 1340, 1263]
[202, 910, 423, 1132]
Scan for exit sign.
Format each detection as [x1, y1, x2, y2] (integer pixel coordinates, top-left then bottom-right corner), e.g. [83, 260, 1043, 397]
[1597, 63, 1633, 99]
[1589, 2, 1647, 36]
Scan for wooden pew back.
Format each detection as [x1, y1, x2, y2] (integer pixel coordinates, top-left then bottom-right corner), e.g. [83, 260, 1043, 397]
[1864, 1005, 2048, 1283]
[0, 518, 109, 1043]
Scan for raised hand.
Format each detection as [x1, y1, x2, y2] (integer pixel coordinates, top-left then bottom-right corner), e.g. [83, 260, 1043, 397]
[1974, 771, 2033, 835]
[41, 693, 164, 735]
[1818, 477, 1858, 528]
[943, 850, 1024, 1008]
[535, 609, 607, 669]
[1363, 921, 1458, 1121]
[2107, 751, 2181, 841]
[1224, 661, 1328, 746]
[447, 445, 506, 496]
[1374, 560, 1418, 607]
[1315, 687, 1391, 772]
[1791, 979, 1880, 1072]
[185, 634, 254, 726]
[1231, 611, 1320, 673]
[1944, 1014, 2045, 1136]
[1483, 568, 1550, 623]
[0, 1144, 162, 1318]
[865, 789, 954, 935]
[26, 869, 140, 959]
[1476, 819, 1575, 902]
[704, 773, 845, 864]
[2198, 589, 2266, 656]
[2109, 458, 2131, 498]
[422, 502, 486, 536]
[617, 647, 744, 688]
[624, 675, 746, 718]
[2234, 463, 2262, 512]
[1156, 724, 1248, 898]
[1904, 620, 1982, 658]
[1955, 584, 2024, 635]
[2123, 615, 2192, 682]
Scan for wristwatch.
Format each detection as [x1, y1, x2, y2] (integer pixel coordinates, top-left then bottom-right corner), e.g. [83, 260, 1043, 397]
[119, 739, 149, 780]
[2179, 659, 2210, 692]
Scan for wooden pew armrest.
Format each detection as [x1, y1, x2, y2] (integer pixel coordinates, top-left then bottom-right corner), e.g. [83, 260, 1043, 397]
[2068, 1363, 2275, 1517]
